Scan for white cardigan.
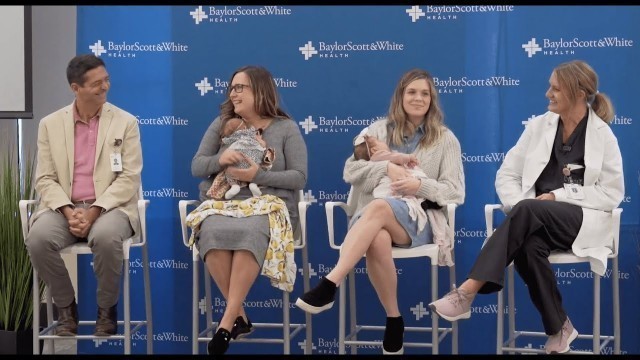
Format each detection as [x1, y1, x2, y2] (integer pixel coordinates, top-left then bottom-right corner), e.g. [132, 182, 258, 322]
[496, 107, 625, 275]
[343, 119, 465, 215]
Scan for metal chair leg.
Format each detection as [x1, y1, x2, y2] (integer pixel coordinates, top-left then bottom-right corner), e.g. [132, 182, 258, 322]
[141, 244, 153, 354]
[192, 255, 199, 354]
[507, 266, 515, 353]
[301, 244, 312, 355]
[497, 288, 503, 354]
[32, 268, 40, 355]
[431, 264, 439, 355]
[124, 248, 131, 354]
[349, 269, 357, 355]
[593, 274, 601, 354]
[449, 259, 458, 354]
[338, 276, 346, 355]
[613, 256, 620, 354]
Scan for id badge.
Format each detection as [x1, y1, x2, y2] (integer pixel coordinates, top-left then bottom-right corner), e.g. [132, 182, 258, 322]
[110, 153, 123, 172]
[564, 183, 585, 200]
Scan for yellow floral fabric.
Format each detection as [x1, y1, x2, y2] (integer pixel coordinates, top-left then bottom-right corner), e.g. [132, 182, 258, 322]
[185, 194, 296, 292]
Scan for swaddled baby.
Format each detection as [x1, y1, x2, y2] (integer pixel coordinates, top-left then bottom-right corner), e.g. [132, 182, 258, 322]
[207, 117, 275, 200]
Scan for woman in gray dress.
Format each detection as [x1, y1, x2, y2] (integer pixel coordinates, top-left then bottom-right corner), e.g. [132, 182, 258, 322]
[191, 65, 308, 355]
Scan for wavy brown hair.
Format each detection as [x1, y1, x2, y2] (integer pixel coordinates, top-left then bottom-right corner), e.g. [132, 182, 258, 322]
[554, 60, 615, 123]
[386, 68, 446, 149]
[219, 66, 290, 134]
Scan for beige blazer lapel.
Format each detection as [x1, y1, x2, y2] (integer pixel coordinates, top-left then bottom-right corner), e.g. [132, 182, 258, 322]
[95, 103, 114, 168]
[62, 105, 75, 185]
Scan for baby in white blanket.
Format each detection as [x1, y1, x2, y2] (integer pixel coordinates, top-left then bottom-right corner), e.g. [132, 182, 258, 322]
[353, 131, 428, 232]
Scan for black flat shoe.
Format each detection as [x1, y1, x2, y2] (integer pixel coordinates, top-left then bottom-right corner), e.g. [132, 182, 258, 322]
[230, 315, 254, 340]
[295, 277, 337, 314]
[207, 328, 231, 355]
[382, 316, 404, 355]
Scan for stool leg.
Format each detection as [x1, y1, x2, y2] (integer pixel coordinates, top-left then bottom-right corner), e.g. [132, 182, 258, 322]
[338, 276, 346, 355]
[593, 274, 601, 354]
[141, 244, 153, 354]
[192, 252, 199, 354]
[283, 291, 290, 354]
[507, 265, 515, 354]
[613, 257, 620, 354]
[302, 246, 312, 355]
[497, 288, 503, 354]
[204, 263, 213, 337]
[33, 268, 41, 355]
[349, 269, 357, 355]
[46, 288, 55, 354]
[431, 264, 438, 354]
[124, 253, 131, 354]
[449, 261, 458, 354]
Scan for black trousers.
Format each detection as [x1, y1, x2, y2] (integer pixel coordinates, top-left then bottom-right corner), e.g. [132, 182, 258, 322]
[469, 199, 583, 335]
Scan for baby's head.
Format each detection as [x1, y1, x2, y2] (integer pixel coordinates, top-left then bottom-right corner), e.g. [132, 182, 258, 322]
[222, 117, 247, 137]
[353, 142, 370, 161]
[353, 134, 389, 161]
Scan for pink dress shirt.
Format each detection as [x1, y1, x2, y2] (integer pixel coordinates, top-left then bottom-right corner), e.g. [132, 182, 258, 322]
[70, 103, 100, 202]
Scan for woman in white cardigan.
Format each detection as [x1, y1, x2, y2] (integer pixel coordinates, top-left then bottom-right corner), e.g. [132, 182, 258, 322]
[295, 69, 465, 355]
[430, 60, 624, 354]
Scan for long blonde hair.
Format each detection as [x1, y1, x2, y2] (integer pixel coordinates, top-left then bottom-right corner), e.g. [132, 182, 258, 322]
[554, 60, 615, 123]
[386, 69, 446, 149]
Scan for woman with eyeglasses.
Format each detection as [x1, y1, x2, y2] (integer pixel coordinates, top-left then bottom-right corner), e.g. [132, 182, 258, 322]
[295, 68, 465, 354]
[190, 65, 308, 355]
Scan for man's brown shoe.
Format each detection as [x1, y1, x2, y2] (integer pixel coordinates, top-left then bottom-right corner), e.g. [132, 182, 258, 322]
[55, 300, 78, 336]
[94, 304, 117, 336]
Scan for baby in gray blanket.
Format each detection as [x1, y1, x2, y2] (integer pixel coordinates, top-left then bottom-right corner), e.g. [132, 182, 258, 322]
[207, 117, 275, 200]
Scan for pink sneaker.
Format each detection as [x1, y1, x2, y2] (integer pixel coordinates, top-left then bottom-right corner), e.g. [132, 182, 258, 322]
[428, 287, 474, 322]
[545, 317, 578, 354]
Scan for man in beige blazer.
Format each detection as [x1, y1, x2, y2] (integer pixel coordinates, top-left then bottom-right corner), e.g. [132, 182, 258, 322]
[26, 54, 142, 337]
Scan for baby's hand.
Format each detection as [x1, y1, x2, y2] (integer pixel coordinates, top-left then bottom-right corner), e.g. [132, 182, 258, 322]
[387, 162, 411, 182]
[219, 149, 244, 166]
[404, 155, 419, 169]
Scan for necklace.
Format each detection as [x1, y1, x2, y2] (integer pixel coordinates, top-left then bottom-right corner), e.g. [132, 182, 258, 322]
[246, 118, 273, 130]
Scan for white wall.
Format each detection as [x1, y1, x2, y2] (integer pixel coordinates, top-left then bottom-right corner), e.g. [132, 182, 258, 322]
[21, 6, 76, 158]
[1, 6, 75, 184]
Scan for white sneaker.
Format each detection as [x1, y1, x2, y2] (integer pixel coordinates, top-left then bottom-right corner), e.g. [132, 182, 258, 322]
[428, 287, 475, 322]
[545, 317, 578, 354]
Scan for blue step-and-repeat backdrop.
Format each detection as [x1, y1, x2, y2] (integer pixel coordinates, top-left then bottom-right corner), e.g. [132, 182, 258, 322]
[73, 5, 639, 354]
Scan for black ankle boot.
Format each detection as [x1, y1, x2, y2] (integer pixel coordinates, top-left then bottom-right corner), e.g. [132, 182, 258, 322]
[383, 316, 404, 355]
[295, 277, 337, 314]
[208, 328, 231, 355]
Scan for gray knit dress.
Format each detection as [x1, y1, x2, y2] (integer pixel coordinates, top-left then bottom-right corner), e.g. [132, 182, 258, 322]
[191, 116, 308, 265]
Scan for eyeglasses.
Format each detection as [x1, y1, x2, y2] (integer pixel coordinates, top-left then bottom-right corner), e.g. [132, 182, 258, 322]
[228, 83, 251, 93]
